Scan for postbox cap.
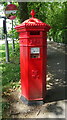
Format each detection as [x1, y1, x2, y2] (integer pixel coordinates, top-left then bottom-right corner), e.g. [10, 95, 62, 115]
[15, 10, 51, 32]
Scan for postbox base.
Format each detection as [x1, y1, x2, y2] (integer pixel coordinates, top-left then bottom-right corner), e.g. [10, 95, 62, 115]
[20, 96, 44, 105]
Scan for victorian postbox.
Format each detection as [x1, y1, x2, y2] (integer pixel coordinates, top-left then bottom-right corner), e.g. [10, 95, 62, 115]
[15, 10, 51, 104]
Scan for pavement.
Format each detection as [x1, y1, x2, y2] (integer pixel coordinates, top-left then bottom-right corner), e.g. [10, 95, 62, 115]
[2, 41, 67, 119]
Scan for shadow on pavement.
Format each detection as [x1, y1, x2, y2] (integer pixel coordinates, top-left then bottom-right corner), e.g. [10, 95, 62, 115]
[45, 86, 66, 103]
[45, 44, 67, 103]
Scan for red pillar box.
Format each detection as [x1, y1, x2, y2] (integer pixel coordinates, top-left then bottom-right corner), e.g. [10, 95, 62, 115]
[15, 10, 51, 105]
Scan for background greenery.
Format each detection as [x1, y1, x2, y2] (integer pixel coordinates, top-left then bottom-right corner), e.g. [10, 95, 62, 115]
[1, 2, 67, 43]
[18, 2, 67, 44]
[1, 42, 20, 90]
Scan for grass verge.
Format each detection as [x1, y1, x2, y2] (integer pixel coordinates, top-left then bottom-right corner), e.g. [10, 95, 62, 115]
[0, 41, 20, 117]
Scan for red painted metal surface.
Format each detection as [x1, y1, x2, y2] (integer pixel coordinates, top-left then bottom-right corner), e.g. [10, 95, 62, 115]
[15, 10, 51, 101]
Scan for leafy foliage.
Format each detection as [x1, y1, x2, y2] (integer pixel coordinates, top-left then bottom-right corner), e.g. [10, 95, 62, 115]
[46, 2, 67, 43]
[1, 2, 67, 43]
[1, 42, 20, 90]
[28, 2, 67, 44]
[28, 2, 48, 22]
[8, 29, 19, 39]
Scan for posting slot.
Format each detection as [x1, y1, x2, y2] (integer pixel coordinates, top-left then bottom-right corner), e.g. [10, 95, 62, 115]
[30, 31, 40, 35]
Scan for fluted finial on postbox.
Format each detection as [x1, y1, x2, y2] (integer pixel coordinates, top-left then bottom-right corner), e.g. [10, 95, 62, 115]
[30, 9, 36, 18]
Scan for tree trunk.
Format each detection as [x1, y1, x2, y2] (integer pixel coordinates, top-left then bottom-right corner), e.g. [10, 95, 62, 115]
[18, 2, 29, 23]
